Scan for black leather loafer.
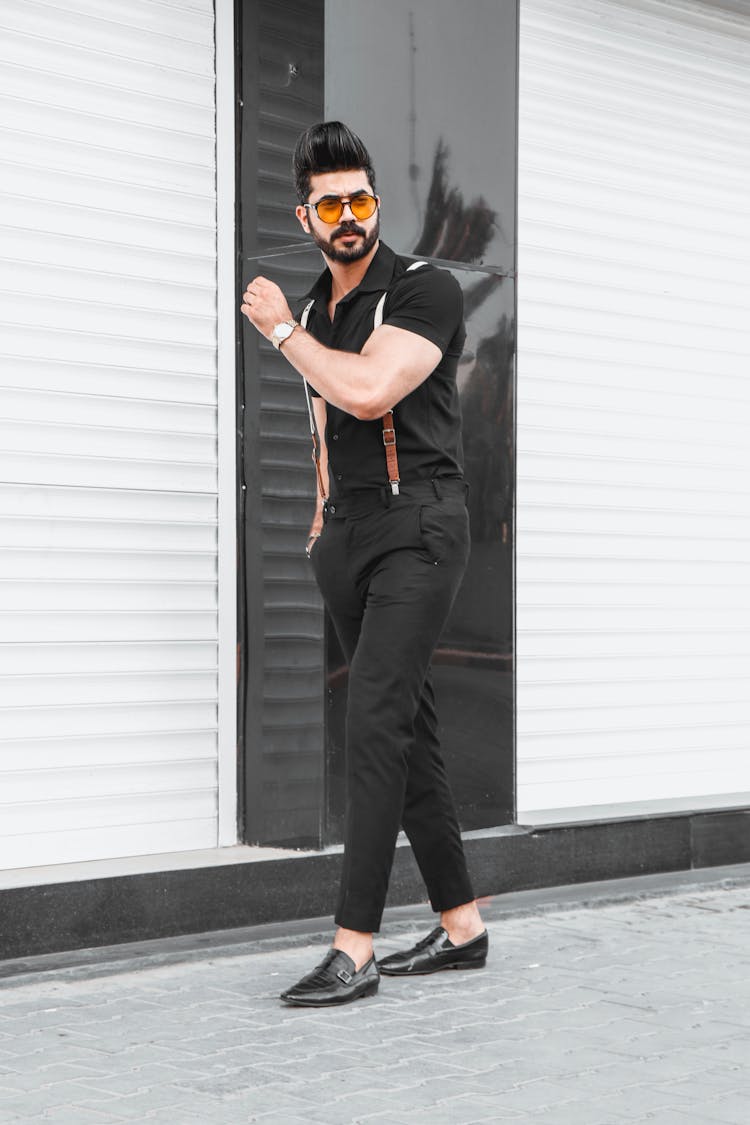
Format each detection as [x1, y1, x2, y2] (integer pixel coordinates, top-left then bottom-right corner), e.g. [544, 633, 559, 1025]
[378, 926, 488, 976]
[280, 948, 379, 1007]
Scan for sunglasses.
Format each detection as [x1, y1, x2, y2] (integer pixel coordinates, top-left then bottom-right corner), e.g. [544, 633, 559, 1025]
[305, 193, 378, 225]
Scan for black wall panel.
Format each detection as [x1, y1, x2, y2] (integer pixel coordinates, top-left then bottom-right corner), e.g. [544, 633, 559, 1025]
[239, 0, 326, 846]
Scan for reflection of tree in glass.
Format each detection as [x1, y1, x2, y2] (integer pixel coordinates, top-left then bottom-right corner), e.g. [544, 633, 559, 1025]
[412, 140, 497, 264]
[461, 316, 515, 543]
[412, 141, 514, 547]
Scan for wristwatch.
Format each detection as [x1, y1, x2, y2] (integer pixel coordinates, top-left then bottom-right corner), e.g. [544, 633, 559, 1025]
[271, 319, 298, 350]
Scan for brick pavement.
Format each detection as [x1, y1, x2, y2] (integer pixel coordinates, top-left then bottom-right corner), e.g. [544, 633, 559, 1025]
[0, 867, 748, 1124]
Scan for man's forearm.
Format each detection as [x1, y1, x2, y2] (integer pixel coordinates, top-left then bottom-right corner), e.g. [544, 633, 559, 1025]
[309, 495, 324, 536]
[305, 493, 324, 558]
[241, 273, 441, 418]
[280, 327, 381, 420]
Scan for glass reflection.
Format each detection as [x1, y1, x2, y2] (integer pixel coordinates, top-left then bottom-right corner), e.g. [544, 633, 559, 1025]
[325, 0, 517, 271]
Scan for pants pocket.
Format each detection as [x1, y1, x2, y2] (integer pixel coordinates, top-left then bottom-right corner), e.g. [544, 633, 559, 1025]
[418, 499, 470, 566]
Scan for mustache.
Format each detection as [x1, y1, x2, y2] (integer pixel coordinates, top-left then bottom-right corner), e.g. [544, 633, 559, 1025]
[332, 223, 366, 239]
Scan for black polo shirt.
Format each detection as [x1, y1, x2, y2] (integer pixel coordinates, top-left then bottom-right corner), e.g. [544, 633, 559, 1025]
[297, 242, 466, 498]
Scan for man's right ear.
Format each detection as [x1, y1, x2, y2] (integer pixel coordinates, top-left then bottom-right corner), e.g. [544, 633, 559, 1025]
[295, 205, 310, 234]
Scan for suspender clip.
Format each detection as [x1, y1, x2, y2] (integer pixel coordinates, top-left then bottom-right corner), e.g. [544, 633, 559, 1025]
[390, 481, 400, 496]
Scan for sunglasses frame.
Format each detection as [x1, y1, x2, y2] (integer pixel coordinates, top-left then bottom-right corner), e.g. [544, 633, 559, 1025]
[304, 193, 378, 225]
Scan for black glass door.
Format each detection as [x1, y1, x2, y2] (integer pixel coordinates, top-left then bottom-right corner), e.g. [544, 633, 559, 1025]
[239, 0, 518, 846]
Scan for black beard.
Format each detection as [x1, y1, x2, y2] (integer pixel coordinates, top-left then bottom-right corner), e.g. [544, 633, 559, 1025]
[311, 216, 380, 262]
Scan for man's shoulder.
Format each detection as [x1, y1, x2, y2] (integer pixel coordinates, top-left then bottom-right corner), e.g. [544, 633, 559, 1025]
[381, 251, 465, 352]
[391, 251, 437, 278]
[387, 254, 462, 308]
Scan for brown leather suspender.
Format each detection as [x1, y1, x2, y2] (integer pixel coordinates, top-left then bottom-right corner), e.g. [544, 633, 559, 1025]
[300, 261, 427, 499]
[381, 410, 399, 495]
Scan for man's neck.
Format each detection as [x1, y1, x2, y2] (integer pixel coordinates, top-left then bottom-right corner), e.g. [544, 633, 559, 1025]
[324, 240, 380, 304]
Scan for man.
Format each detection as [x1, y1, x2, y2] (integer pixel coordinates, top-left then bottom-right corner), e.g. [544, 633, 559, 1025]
[241, 121, 486, 1007]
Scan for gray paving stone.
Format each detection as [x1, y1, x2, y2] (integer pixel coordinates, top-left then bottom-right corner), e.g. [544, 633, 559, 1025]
[149, 1107, 269, 1125]
[0, 1089, 75, 1118]
[249, 1117, 322, 1125]
[691, 1092, 750, 1124]
[437, 1094, 528, 1120]
[78, 1086, 185, 1120]
[305, 1095, 420, 1124]
[529, 1102, 641, 1125]
[627, 1114, 728, 1125]
[377, 1104, 523, 1125]
[29, 1106, 125, 1124]
[664, 1070, 748, 1102]
[470, 1078, 579, 1115]
[356, 1115, 419, 1125]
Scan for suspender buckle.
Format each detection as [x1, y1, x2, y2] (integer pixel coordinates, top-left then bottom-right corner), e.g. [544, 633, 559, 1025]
[382, 427, 396, 446]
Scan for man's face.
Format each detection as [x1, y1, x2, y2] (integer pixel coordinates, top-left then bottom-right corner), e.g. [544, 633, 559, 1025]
[296, 170, 380, 263]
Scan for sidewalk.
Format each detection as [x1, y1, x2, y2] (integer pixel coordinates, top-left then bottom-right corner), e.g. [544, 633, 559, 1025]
[0, 864, 748, 1125]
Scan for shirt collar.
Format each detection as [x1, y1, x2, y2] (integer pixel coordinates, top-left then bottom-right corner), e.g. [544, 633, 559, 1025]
[304, 242, 398, 307]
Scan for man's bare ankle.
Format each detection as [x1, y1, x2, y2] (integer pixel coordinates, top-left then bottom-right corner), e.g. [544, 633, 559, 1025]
[332, 927, 374, 971]
[440, 901, 485, 945]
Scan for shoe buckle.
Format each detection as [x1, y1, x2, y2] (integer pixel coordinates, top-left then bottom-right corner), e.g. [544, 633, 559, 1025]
[337, 968, 353, 984]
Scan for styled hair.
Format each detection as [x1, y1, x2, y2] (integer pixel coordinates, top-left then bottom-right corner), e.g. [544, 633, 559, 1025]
[293, 121, 376, 204]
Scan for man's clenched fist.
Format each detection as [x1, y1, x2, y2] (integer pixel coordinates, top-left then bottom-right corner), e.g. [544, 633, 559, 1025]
[240, 276, 294, 339]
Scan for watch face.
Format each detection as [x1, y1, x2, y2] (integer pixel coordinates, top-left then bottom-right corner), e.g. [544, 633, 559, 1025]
[273, 321, 295, 348]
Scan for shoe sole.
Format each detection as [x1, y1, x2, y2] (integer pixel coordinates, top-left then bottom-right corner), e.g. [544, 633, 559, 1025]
[280, 980, 379, 1007]
[380, 958, 487, 977]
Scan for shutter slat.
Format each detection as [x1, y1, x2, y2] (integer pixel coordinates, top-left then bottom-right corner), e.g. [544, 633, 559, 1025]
[0, 359, 216, 404]
[0, 581, 217, 611]
[0, 670, 216, 707]
[0, 643, 217, 675]
[0, 389, 216, 431]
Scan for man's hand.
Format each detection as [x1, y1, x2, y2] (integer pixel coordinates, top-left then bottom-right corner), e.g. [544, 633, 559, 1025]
[241, 276, 294, 340]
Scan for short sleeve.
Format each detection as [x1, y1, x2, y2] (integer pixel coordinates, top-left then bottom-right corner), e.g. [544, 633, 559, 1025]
[382, 266, 464, 355]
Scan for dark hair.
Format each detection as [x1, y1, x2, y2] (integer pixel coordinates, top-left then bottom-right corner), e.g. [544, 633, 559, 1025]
[293, 121, 376, 204]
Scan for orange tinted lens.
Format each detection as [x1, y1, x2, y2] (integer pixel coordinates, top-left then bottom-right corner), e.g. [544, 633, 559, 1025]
[349, 195, 377, 219]
[315, 199, 344, 223]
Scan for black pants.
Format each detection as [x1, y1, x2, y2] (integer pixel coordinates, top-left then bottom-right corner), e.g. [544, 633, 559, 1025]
[310, 479, 476, 933]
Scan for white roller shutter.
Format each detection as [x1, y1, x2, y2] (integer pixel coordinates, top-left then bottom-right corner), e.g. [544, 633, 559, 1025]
[517, 0, 750, 819]
[0, 0, 233, 867]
